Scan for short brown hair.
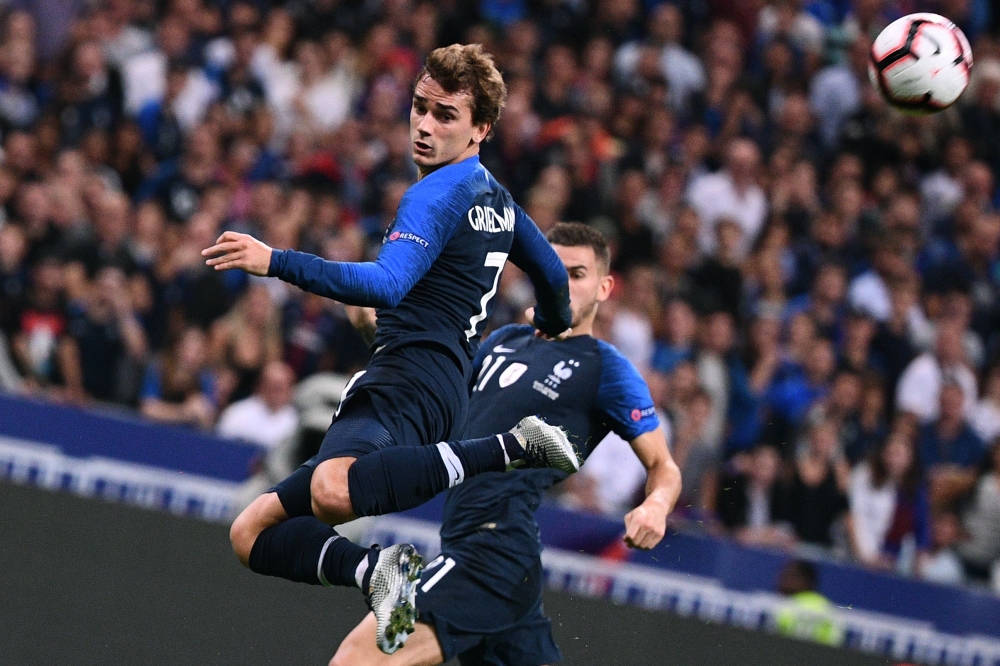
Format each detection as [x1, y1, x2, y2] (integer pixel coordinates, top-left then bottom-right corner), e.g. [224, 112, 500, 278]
[417, 44, 507, 138]
[546, 222, 611, 273]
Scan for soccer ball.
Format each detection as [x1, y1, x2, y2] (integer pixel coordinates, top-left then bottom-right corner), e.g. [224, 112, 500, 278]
[869, 13, 973, 114]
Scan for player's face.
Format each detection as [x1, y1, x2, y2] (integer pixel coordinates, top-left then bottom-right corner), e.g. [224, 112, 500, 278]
[410, 76, 490, 175]
[553, 244, 614, 331]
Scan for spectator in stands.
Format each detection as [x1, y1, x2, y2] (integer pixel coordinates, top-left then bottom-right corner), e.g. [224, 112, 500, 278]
[896, 320, 977, 425]
[919, 382, 985, 508]
[921, 509, 966, 585]
[848, 236, 912, 323]
[615, 4, 705, 114]
[282, 292, 370, 378]
[668, 387, 716, 510]
[64, 265, 147, 405]
[216, 360, 298, 450]
[687, 138, 767, 259]
[10, 256, 72, 396]
[140, 326, 216, 429]
[608, 265, 657, 371]
[651, 298, 696, 375]
[848, 431, 929, 571]
[784, 262, 847, 342]
[715, 443, 793, 548]
[869, 273, 921, 394]
[787, 419, 849, 548]
[688, 217, 743, 316]
[209, 282, 282, 406]
[957, 441, 1000, 584]
[727, 314, 778, 452]
[808, 369, 862, 449]
[837, 309, 879, 377]
[696, 310, 742, 451]
[840, 373, 889, 466]
[766, 337, 836, 451]
[971, 366, 1000, 445]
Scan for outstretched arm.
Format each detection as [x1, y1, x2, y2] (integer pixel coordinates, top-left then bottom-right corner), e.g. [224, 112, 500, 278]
[202, 230, 442, 309]
[623, 428, 682, 549]
[508, 206, 572, 339]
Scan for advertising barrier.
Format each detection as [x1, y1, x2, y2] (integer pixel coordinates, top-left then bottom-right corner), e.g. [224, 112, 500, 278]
[2, 392, 1000, 665]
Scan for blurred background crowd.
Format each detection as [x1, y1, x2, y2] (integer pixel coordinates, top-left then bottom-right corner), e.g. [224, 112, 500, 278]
[1, 0, 1000, 591]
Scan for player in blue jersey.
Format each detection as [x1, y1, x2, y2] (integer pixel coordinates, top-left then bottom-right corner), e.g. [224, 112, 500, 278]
[328, 223, 683, 666]
[202, 45, 579, 653]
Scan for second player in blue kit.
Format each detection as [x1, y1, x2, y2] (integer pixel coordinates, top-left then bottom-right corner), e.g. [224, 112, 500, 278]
[330, 223, 682, 666]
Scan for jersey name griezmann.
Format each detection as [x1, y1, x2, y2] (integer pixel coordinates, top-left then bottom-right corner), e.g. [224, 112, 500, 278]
[468, 205, 515, 233]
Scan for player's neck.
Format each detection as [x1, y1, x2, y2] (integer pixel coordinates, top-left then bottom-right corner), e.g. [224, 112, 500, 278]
[416, 145, 480, 180]
[569, 317, 596, 338]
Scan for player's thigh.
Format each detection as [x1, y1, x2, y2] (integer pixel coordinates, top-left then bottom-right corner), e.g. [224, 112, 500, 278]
[229, 491, 287, 564]
[311, 392, 396, 522]
[330, 613, 445, 666]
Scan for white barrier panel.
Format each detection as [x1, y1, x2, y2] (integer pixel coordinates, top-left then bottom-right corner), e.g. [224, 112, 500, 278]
[0, 436, 243, 522]
[363, 514, 1000, 666]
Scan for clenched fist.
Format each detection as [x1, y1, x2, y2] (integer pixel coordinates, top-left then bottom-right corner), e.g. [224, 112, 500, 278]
[623, 502, 668, 550]
[202, 231, 273, 276]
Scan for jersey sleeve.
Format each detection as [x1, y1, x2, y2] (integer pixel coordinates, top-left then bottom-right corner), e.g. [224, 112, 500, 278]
[507, 205, 572, 338]
[267, 186, 458, 308]
[595, 341, 660, 441]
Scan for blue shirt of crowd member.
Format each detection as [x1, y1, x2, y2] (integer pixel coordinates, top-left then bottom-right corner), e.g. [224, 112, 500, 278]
[650, 341, 693, 374]
[765, 339, 835, 426]
[917, 422, 985, 469]
[139, 361, 216, 406]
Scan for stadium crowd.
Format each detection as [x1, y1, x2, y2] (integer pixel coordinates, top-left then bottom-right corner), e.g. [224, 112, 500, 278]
[1, 0, 999, 590]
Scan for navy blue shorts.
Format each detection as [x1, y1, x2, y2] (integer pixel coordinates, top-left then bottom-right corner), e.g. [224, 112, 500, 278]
[417, 553, 561, 665]
[270, 343, 469, 517]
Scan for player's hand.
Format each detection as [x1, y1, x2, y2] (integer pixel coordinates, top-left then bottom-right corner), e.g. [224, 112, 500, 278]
[524, 307, 572, 341]
[202, 232, 272, 276]
[623, 502, 668, 550]
[345, 305, 377, 331]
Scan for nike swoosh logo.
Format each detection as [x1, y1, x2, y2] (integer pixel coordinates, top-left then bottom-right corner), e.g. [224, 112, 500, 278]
[493, 345, 515, 353]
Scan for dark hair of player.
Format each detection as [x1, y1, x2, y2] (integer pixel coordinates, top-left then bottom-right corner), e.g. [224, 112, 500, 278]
[416, 44, 507, 139]
[546, 222, 611, 274]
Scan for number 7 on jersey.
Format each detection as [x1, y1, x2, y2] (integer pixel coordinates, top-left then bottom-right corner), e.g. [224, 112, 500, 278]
[465, 252, 508, 340]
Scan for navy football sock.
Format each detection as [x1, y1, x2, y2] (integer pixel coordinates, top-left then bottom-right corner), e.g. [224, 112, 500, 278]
[248, 517, 369, 588]
[450, 433, 522, 471]
[347, 434, 517, 517]
[348, 445, 449, 516]
[271, 465, 315, 518]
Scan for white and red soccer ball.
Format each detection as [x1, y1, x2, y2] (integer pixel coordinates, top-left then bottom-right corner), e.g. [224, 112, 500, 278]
[869, 13, 973, 114]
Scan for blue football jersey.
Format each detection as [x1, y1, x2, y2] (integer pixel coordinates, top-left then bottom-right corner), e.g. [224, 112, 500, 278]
[268, 156, 571, 366]
[439, 324, 660, 603]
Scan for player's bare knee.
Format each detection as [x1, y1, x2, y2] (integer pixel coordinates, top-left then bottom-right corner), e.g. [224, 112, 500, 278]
[229, 509, 258, 566]
[311, 458, 356, 524]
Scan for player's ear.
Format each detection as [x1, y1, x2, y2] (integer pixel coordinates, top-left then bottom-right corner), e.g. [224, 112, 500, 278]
[597, 274, 614, 302]
[471, 121, 491, 145]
